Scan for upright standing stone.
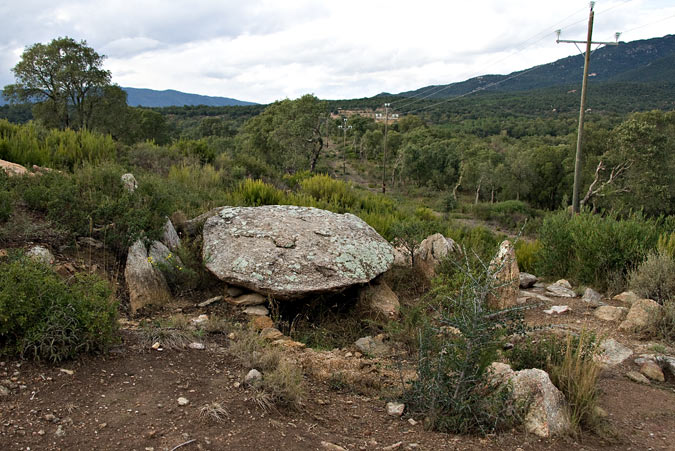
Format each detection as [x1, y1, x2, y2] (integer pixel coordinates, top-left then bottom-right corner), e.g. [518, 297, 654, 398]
[488, 240, 519, 309]
[125, 239, 171, 313]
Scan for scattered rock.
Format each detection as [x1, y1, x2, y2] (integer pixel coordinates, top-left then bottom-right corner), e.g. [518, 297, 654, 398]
[151, 342, 161, 350]
[125, 239, 172, 313]
[619, 298, 662, 331]
[408, 418, 418, 426]
[626, 371, 650, 384]
[245, 369, 262, 385]
[226, 293, 266, 307]
[250, 315, 274, 331]
[546, 280, 576, 298]
[198, 296, 223, 307]
[593, 305, 627, 322]
[358, 279, 400, 318]
[0, 385, 9, 397]
[203, 206, 394, 299]
[386, 402, 405, 416]
[640, 361, 665, 382]
[191, 314, 209, 326]
[613, 291, 639, 304]
[582, 288, 603, 306]
[597, 338, 633, 367]
[413, 233, 460, 280]
[656, 355, 675, 377]
[177, 397, 190, 406]
[55, 425, 65, 437]
[544, 305, 570, 315]
[392, 246, 412, 267]
[354, 336, 388, 356]
[77, 237, 104, 249]
[488, 240, 520, 310]
[519, 272, 538, 289]
[0, 159, 29, 176]
[243, 305, 269, 316]
[161, 218, 181, 251]
[260, 328, 284, 341]
[149, 240, 181, 268]
[226, 284, 246, 298]
[594, 406, 608, 418]
[489, 363, 570, 437]
[271, 338, 306, 349]
[188, 342, 206, 350]
[121, 173, 138, 193]
[59, 368, 74, 376]
[321, 442, 347, 451]
[27, 245, 55, 265]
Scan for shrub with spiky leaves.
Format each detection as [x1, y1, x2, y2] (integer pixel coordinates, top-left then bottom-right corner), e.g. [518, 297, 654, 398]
[405, 250, 526, 434]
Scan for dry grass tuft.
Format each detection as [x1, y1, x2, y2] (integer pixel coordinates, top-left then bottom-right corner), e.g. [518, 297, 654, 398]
[549, 331, 602, 434]
[199, 402, 230, 423]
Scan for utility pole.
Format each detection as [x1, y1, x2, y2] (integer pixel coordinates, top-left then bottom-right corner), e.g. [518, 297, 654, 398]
[381, 102, 390, 194]
[337, 117, 352, 176]
[556, 1, 619, 213]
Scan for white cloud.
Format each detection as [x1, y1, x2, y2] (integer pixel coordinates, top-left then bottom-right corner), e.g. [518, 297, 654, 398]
[2, 0, 674, 103]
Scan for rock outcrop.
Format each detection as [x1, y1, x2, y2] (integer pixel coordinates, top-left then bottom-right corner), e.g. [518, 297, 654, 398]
[490, 362, 570, 437]
[546, 280, 576, 298]
[357, 279, 400, 318]
[413, 233, 460, 279]
[619, 298, 662, 331]
[488, 240, 519, 310]
[161, 218, 181, 251]
[203, 206, 394, 299]
[519, 272, 538, 289]
[121, 173, 138, 193]
[26, 245, 55, 265]
[125, 239, 171, 313]
[1, 159, 29, 177]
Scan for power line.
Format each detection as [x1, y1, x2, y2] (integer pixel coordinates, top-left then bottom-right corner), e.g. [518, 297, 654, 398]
[389, 6, 589, 109]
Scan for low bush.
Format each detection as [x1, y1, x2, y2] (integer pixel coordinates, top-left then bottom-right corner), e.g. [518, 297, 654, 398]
[405, 249, 526, 434]
[0, 255, 118, 362]
[628, 251, 675, 304]
[508, 331, 602, 433]
[471, 200, 538, 231]
[648, 300, 675, 343]
[515, 240, 542, 274]
[536, 211, 663, 290]
[231, 178, 285, 206]
[0, 172, 12, 222]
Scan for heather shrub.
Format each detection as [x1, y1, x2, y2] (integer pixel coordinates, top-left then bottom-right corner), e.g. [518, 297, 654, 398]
[628, 251, 675, 304]
[0, 255, 118, 362]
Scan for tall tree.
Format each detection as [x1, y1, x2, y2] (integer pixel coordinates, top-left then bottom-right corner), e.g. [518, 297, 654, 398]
[3, 37, 111, 130]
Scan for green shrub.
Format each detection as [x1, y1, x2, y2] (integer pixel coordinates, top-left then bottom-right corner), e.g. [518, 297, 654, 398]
[628, 251, 675, 304]
[405, 249, 525, 434]
[16, 163, 175, 254]
[507, 331, 602, 433]
[537, 211, 662, 289]
[232, 178, 285, 206]
[0, 255, 118, 362]
[648, 300, 675, 343]
[0, 172, 11, 222]
[471, 200, 537, 231]
[515, 240, 542, 274]
[447, 225, 504, 261]
[657, 232, 675, 259]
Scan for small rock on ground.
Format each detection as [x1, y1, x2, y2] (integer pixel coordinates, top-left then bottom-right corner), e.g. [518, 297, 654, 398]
[243, 305, 269, 316]
[626, 371, 650, 384]
[597, 338, 633, 367]
[519, 272, 538, 289]
[245, 369, 262, 385]
[544, 305, 570, 315]
[386, 402, 405, 416]
[593, 305, 626, 322]
[177, 397, 189, 406]
[640, 361, 665, 382]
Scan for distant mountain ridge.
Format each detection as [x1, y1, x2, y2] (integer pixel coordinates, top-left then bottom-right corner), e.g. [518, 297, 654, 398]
[398, 34, 675, 99]
[122, 88, 256, 107]
[0, 87, 256, 107]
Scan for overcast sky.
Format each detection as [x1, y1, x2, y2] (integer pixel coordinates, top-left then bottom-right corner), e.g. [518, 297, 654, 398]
[1, 0, 673, 104]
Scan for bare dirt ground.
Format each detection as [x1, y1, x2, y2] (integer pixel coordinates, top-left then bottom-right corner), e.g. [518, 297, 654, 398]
[2, 287, 674, 451]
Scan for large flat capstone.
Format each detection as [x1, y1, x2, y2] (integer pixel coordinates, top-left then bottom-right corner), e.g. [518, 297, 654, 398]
[202, 206, 395, 298]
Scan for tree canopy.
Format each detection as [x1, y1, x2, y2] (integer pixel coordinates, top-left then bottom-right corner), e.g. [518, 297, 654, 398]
[3, 37, 111, 130]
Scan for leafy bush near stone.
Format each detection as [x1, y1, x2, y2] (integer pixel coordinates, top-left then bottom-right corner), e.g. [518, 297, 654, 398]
[628, 251, 675, 304]
[536, 211, 664, 289]
[404, 250, 525, 434]
[0, 172, 12, 222]
[0, 254, 118, 362]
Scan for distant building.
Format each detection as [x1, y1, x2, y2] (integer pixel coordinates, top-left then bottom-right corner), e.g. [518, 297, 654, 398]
[332, 108, 402, 123]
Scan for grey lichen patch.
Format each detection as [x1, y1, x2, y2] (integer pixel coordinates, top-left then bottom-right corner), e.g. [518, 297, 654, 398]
[202, 205, 395, 298]
[231, 257, 250, 273]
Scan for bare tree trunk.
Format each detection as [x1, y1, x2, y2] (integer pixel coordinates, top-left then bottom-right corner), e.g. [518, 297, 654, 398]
[452, 173, 463, 201]
[474, 179, 482, 205]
